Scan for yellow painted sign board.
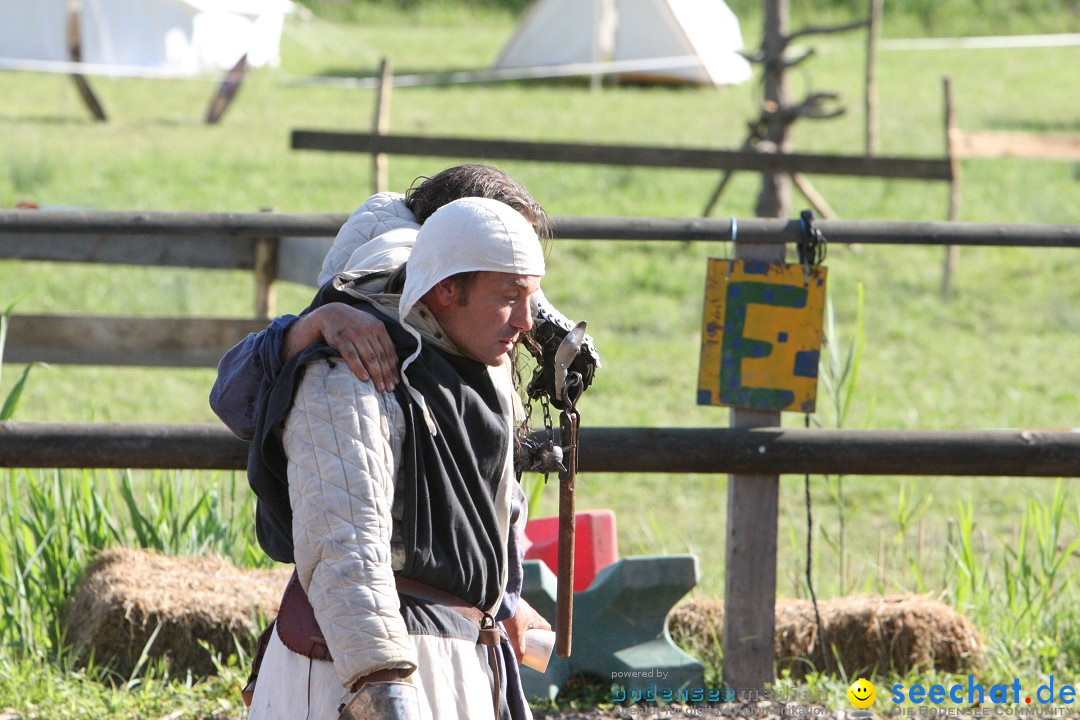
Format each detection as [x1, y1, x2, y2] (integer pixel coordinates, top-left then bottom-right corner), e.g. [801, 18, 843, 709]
[697, 259, 827, 413]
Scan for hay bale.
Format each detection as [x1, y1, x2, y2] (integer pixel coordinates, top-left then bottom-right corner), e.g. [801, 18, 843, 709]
[63, 547, 291, 678]
[669, 594, 984, 679]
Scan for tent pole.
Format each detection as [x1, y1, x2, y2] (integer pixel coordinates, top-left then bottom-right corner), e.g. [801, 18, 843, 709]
[66, 0, 107, 122]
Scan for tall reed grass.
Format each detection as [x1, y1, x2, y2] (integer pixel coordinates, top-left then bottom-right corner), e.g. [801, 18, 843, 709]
[945, 482, 1080, 681]
[0, 468, 261, 661]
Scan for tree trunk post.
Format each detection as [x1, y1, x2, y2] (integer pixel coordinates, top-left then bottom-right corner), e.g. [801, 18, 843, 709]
[755, 0, 792, 219]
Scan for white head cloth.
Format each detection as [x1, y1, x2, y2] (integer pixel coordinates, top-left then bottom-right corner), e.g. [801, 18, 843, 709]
[343, 226, 417, 275]
[398, 196, 546, 434]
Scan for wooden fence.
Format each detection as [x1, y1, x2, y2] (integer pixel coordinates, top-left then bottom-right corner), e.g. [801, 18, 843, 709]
[3, 210, 1079, 366]
[2, 209, 1080, 688]
[290, 130, 954, 181]
[1, 422, 1078, 477]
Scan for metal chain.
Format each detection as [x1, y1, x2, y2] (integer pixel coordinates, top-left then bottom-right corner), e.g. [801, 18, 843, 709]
[540, 393, 556, 483]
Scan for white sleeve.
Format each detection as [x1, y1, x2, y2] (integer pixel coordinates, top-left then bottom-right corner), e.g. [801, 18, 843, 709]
[284, 359, 415, 690]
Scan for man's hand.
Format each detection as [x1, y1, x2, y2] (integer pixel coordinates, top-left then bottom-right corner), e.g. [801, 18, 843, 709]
[283, 303, 400, 392]
[501, 597, 552, 664]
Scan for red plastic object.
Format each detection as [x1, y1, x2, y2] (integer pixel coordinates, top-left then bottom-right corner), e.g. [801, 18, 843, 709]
[523, 510, 618, 592]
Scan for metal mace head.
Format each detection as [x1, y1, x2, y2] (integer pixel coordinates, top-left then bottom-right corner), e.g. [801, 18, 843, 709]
[553, 321, 587, 408]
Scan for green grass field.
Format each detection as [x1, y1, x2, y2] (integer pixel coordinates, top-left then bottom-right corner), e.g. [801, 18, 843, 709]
[2, 1, 1080, 714]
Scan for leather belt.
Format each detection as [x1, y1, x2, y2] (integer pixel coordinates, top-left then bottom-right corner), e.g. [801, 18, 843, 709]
[394, 575, 503, 718]
[395, 575, 491, 628]
[274, 571, 504, 717]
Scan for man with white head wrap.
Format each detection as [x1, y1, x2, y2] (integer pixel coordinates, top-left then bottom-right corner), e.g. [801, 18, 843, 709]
[247, 198, 550, 720]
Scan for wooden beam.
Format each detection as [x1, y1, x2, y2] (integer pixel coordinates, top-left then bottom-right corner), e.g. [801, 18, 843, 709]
[275, 235, 333, 286]
[2, 211, 1079, 249]
[3, 423, 1079, 474]
[574, 427, 1080, 477]
[0, 234, 260, 269]
[291, 131, 954, 181]
[5, 315, 268, 367]
[952, 130, 1080, 160]
[0, 210, 346, 237]
[0, 422, 248, 470]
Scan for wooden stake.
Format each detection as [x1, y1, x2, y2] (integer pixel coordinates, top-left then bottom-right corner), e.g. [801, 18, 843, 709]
[792, 172, 838, 219]
[941, 76, 961, 297]
[66, 1, 106, 122]
[205, 54, 249, 125]
[864, 0, 883, 155]
[373, 58, 393, 194]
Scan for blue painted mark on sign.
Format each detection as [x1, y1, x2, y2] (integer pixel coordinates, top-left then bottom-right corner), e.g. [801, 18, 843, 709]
[777, 332, 788, 343]
[793, 350, 820, 378]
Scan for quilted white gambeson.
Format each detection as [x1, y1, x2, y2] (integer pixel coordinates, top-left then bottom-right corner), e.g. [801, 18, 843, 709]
[284, 359, 416, 690]
[318, 192, 420, 287]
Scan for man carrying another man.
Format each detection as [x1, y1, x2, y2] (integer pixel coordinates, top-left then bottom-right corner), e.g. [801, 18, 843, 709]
[246, 197, 556, 720]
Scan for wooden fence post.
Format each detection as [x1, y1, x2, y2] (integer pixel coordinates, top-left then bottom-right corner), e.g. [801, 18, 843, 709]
[864, 0, 883, 155]
[721, 235, 785, 691]
[373, 57, 393, 194]
[254, 237, 278, 320]
[942, 76, 961, 298]
[254, 208, 279, 319]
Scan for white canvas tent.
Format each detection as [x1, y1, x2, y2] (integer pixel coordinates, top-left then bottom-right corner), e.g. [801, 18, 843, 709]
[493, 0, 753, 86]
[0, 0, 291, 76]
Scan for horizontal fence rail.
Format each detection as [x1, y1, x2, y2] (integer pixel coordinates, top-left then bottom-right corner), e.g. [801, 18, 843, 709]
[3, 210, 1080, 248]
[1, 422, 1077, 476]
[5, 315, 268, 367]
[0, 211, 345, 237]
[291, 131, 954, 181]
[2, 212, 1078, 366]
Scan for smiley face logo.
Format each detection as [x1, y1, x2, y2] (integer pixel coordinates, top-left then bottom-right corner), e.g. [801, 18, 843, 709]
[848, 678, 876, 708]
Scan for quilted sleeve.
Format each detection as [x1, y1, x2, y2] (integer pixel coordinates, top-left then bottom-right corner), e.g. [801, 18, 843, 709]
[318, 192, 419, 286]
[283, 359, 416, 689]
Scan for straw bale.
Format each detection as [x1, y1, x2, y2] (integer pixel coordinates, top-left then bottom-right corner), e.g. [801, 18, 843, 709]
[669, 594, 984, 679]
[63, 547, 291, 678]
